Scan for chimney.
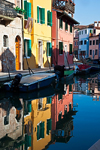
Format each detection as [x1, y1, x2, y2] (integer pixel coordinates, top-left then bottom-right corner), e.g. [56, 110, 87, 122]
[94, 21, 97, 27]
[98, 21, 100, 27]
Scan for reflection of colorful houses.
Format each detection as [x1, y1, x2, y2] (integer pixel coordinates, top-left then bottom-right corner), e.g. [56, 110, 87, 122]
[24, 97, 52, 150]
[51, 84, 76, 143]
[0, 99, 23, 149]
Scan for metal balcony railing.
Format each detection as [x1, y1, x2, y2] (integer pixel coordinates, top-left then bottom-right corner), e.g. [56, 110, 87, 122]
[52, 0, 75, 14]
[0, 0, 17, 18]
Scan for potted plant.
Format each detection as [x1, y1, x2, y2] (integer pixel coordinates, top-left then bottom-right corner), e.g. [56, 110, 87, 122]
[14, 6, 20, 13]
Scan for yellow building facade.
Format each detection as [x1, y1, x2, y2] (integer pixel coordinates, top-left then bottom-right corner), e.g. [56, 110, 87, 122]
[24, 97, 52, 150]
[23, 0, 52, 69]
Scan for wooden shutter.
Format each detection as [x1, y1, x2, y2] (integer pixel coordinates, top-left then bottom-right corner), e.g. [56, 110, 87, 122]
[70, 25, 72, 33]
[49, 43, 52, 56]
[41, 8, 45, 24]
[65, 22, 68, 30]
[47, 11, 50, 26]
[50, 12, 52, 26]
[47, 97, 52, 104]
[24, 0, 27, 19]
[28, 40, 31, 57]
[47, 42, 49, 56]
[37, 6, 39, 23]
[24, 39, 26, 56]
[37, 125, 39, 140]
[28, 2, 31, 17]
[47, 119, 52, 135]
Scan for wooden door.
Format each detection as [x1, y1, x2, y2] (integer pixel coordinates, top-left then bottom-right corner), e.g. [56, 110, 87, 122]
[16, 38, 20, 70]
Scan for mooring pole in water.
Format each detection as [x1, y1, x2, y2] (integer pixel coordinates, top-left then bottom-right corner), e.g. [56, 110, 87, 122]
[25, 54, 34, 75]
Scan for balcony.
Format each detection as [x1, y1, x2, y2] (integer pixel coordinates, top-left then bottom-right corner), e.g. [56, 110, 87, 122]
[52, 0, 75, 14]
[0, 0, 17, 26]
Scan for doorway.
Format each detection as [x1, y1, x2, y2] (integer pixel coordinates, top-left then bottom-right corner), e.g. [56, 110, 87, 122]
[38, 41, 43, 68]
[15, 36, 21, 70]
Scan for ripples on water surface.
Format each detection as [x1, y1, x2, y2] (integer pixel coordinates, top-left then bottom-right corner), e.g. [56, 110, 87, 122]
[0, 73, 100, 150]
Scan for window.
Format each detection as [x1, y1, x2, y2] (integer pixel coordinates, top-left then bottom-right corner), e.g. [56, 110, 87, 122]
[37, 122, 44, 140]
[59, 19, 63, 29]
[58, 94, 62, 100]
[90, 50, 92, 55]
[93, 40, 95, 45]
[96, 40, 98, 45]
[47, 119, 52, 135]
[70, 25, 72, 33]
[37, 6, 45, 24]
[85, 30, 87, 34]
[69, 44, 73, 54]
[47, 10, 52, 26]
[81, 40, 83, 45]
[94, 29, 96, 34]
[59, 42, 63, 54]
[47, 42, 52, 56]
[75, 41, 76, 46]
[24, 0, 31, 19]
[90, 40, 92, 45]
[24, 39, 32, 57]
[90, 30, 93, 34]
[3, 35, 8, 47]
[84, 40, 87, 45]
[95, 49, 97, 55]
[65, 22, 68, 31]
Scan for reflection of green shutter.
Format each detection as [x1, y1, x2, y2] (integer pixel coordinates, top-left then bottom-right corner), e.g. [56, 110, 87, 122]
[50, 12, 52, 26]
[49, 43, 52, 56]
[47, 97, 52, 104]
[24, 39, 26, 56]
[28, 2, 31, 17]
[37, 6, 39, 23]
[24, 1, 27, 19]
[69, 84, 72, 92]
[25, 135, 31, 148]
[58, 94, 62, 100]
[28, 40, 31, 57]
[47, 119, 52, 135]
[64, 109, 67, 115]
[58, 113, 62, 121]
[69, 104, 71, 111]
[28, 135, 32, 147]
[40, 122, 44, 138]
[28, 101, 32, 112]
[37, 125, 39, 140]
[41, 8, 45, 24]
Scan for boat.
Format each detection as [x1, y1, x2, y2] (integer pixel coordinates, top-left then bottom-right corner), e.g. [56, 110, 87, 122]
[74, 64, 91, 75]
[4, 72, 56, 92]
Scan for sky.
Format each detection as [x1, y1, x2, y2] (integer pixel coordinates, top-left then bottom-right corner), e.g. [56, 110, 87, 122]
[74, 0, 100, 25]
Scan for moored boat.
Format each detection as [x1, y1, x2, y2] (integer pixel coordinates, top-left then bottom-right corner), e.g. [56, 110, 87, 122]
[74, 64, 91, 75]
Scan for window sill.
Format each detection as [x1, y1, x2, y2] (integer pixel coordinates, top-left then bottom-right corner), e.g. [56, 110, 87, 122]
[60, 28, 63, 30]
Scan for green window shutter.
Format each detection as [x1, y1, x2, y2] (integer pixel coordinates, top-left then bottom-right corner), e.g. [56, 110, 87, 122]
[41, 8, 45, 24]
[59, 19, 63, 29]
[70, 25, 72, 33]
[37, 6, 39, 23]
[40, 122, 44, 138]
[64, 109, 67, 115]
[24, 1, 27, 19]
[59, 42, 61, 54]
[40, 8, 42, 24]
[65, 22, 68, 30]
[50, 12, 52, 26]
[25, 135, 28, 150]
[69, 84, 72, 92]
[47, 11, 50, 26]
[61, 42, 63, 54]
[24, 39, 26, 56]
[37, 125, 39, 140]
[28, 40, 31, 57]
[28, 135, 32, 147]
[69, 44, 72, 54]
[28, 101, 32, 112]
[49, 43, 52, 56]
[47, 42, 49, 56]
[28, 2, 31, 17]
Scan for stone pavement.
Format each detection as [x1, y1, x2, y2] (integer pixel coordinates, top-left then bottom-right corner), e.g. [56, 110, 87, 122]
[0, 64, 75, 82]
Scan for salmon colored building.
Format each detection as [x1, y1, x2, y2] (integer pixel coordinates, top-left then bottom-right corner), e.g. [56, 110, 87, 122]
[52, 0, 79, 67]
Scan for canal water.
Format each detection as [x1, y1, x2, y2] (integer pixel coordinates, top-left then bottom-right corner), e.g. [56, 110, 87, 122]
[0, 73, 100, 150]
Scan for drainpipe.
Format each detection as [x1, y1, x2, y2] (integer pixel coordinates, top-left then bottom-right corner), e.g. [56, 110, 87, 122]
[21, 0, 24, 70]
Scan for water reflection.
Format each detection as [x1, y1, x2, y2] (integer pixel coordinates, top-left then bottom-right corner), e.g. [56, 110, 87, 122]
[0, 81, 77, 150]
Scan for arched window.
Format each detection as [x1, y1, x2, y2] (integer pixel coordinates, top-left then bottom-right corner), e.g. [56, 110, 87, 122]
[3, 35, 9, 47]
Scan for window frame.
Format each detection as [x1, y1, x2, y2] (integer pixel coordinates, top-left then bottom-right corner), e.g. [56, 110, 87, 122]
[3, 35, 9, 47]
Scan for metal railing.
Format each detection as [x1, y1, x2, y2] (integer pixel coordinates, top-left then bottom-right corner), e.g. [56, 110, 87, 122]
[0, 0, 17, 18]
